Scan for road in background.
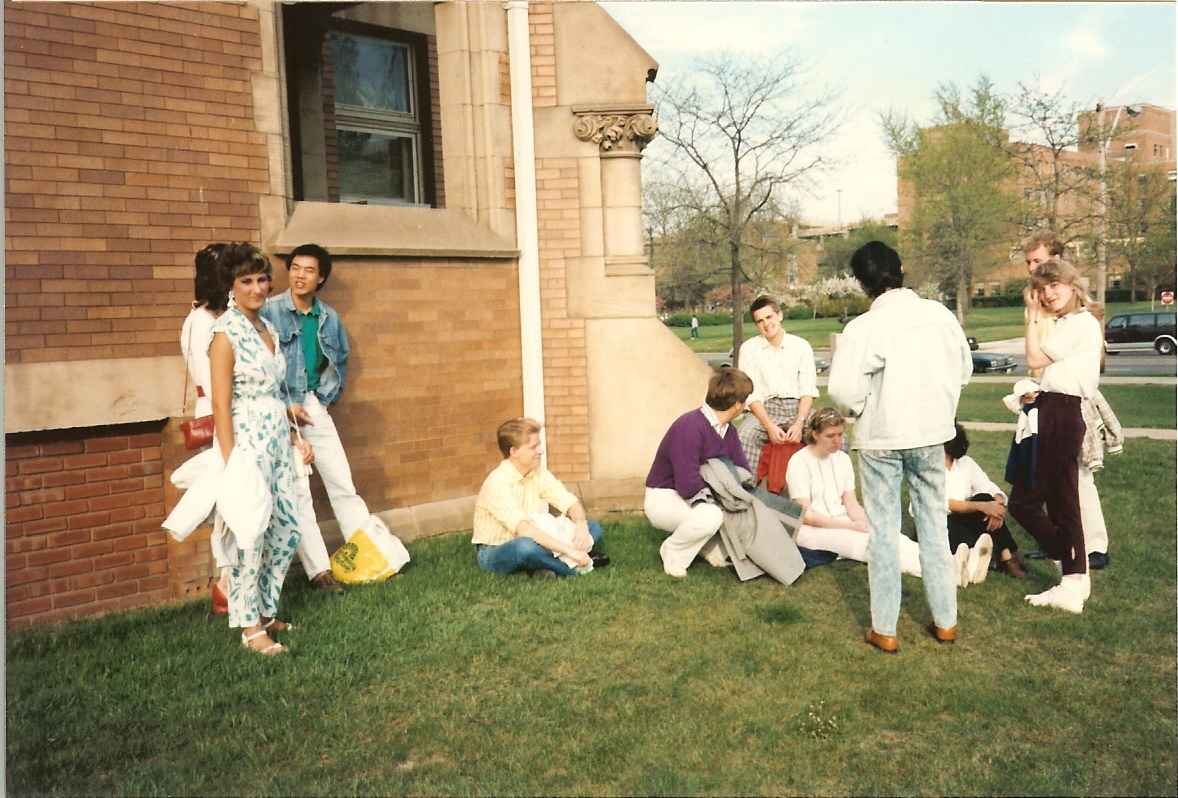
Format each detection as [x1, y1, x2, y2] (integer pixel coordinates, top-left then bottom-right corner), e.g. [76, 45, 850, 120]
[702, 341, 1175, 378]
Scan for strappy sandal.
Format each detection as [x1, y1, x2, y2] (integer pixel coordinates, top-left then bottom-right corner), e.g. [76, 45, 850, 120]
[241, 629, 286, 656]
[262, 618, 296, 635]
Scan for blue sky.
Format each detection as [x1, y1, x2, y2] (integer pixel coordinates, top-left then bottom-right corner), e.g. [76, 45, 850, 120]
[602, 1, 1177, 225]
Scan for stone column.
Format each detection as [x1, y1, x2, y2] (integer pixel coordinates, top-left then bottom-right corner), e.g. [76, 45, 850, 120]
[572, 104, 657, 276]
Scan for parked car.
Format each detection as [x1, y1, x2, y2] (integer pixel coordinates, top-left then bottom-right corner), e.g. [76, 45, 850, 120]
[971, 352, 1017, 374]
[1105, 311, 1177, 355]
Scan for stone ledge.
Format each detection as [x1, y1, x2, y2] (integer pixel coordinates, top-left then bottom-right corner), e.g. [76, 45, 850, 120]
[6, 356, 183, 434]
[272, 202, 518, 260]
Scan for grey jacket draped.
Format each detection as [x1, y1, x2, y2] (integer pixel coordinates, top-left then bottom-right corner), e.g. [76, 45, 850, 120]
[699, 458, 806, 586]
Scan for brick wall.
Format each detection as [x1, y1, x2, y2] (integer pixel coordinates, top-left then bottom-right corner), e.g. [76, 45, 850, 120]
[301, 258, 524, 514]
[4, 0, 268, 366]
[427, 33, 445, 208]
[534, 159, 590, 481]
[529, 2, 556, 108]
[6, 423, 168, 628]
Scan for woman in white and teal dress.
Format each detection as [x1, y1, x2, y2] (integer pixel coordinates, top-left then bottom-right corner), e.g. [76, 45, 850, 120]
[208, 243, 312, 655]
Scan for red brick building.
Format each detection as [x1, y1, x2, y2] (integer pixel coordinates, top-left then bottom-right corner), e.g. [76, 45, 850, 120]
[5, 1, 709, 626]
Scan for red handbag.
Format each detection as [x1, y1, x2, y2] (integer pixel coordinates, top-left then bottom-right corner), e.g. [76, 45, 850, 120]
[181, 405, 214, 450]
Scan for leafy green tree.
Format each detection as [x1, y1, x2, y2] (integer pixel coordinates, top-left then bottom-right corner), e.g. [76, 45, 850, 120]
[817, 218, 899, 278]
[1106, 160, 1176, 302]
[881, 76, 1020, 322]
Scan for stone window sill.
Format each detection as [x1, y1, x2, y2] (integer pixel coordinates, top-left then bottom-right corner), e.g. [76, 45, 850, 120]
[273, 202, 517, 259]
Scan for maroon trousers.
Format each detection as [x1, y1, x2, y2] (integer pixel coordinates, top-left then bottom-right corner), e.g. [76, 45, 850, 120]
[1008, 393, 1088, 576]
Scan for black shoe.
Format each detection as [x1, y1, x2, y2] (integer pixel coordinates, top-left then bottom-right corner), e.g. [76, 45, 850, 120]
[590, 552, 610, 568]
[1089, 551, 1110, 570]
[1024, 549, 1048, 560]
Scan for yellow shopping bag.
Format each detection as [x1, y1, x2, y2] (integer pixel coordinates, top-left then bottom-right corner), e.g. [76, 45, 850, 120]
[329, 517, 410, 585]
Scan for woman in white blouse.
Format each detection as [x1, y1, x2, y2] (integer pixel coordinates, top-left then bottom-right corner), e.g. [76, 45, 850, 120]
[1009, 258, 1103, 614]
[786, 408, 923, 577]
[179, 242, 229, 614]
[944, 424, 1024, 580]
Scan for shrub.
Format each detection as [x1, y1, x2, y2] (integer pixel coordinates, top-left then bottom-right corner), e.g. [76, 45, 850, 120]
[664, 312, 753, 327]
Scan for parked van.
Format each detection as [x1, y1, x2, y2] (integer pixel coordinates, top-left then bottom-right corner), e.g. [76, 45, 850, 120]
[1105, 311, 1177, 355]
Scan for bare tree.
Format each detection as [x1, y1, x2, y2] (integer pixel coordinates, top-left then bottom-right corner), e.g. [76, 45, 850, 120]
[1005, 79, 1098, 244]
[882, 76, 1020, 323]
[652, 50, 839, 363]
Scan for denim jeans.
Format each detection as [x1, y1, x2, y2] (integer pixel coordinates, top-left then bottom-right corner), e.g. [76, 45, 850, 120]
[859, 445, 957, 636]
[476, 521, 603, 577]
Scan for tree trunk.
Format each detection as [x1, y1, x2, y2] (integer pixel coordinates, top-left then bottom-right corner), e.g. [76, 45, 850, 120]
[1128, 260, 1138, 302]
[955, 269, 969, 325]
[730, 238, 744, 368]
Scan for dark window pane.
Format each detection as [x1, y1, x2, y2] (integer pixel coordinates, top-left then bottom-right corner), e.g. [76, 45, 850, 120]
[337, 129, 415, 203]
[1129, 314, 1155, 327]
[332, 33, 410, 114]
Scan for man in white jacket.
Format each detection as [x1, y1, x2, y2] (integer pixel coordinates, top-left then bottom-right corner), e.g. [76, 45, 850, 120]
[828, 241, 973, 653]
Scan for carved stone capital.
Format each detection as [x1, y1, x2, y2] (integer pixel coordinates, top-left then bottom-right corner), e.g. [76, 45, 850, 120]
[572, 104, 658, 154]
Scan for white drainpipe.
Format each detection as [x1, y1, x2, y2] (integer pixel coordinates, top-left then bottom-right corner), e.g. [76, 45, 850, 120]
[504, 1, 547, 440]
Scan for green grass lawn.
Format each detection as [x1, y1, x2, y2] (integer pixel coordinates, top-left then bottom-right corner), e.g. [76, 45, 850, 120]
[673, 301, 1162, 353]
[954, 383, 1177, 429]
[7, 433, 1176, 796]
[801, 382, 1176, 431]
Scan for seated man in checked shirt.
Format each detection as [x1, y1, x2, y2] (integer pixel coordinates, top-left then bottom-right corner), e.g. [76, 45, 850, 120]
[737, 295, 819, 475]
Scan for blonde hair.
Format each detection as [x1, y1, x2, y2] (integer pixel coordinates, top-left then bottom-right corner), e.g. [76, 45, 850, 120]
[496, 417, 542, 458]
[1031, 257, 1091, 316]
[804, 407, 845, 445]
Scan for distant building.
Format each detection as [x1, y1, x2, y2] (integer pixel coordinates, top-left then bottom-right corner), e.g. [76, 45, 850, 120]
[896, 103, 1176, 297]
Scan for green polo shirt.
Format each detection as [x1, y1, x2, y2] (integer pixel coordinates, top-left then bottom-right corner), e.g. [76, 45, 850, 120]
[299, 298, 327, 393]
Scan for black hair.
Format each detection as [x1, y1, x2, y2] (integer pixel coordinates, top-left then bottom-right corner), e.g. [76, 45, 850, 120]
[217, 242, 271, 298]
[849, 240, 904, 298]
[285, 243, 333, 290]
[194, 242, 228, 310]
[944, 423, 969, 461]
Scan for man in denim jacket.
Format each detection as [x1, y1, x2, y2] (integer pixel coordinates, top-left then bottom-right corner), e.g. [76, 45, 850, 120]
[262, 243, 369, 593]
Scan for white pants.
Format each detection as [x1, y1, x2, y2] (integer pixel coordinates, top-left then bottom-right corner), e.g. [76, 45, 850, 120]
[796, 524, 923, 577]
[643, 487, 727, 573]
[294, 394, 372, 579]
[1078, 464, 1108, 555]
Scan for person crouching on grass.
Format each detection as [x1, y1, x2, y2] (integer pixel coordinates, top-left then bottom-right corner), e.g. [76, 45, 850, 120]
[471, 418, 607, 578]
[1007, 258, 1102, 613]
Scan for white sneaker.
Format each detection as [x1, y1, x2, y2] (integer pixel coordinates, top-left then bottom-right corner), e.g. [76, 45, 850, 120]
[1024, 580, 1085, 614]
[968, 534, 993, 584]
[955, 543, 970, 589]
[664, 566, 688, 579]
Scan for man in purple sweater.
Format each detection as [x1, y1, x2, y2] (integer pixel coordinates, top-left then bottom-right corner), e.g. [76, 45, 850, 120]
[644, 368, 754, 578]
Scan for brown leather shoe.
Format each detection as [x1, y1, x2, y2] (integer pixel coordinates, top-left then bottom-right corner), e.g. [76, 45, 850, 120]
[865, 629, 899, 653]
[310, 571, 345, 594]
[927, 623, 957, 643]
[999, 555, 1027, 579]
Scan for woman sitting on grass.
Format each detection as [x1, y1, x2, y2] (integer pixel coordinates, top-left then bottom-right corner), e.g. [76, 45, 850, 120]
[944, 423, 1023, 582]
[786, 408, 923, 577]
